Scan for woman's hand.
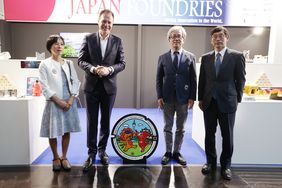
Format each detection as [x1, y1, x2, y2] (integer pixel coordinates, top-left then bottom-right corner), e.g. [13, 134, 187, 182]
[67, 95, 75, 107]
[57, 99, 70, 111]
[51, 95, 70, 110]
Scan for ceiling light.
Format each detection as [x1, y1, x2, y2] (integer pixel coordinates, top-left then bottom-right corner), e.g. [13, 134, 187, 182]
[253, 27, 264, 35]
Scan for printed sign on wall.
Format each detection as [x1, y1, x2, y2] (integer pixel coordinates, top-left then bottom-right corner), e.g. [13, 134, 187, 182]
[3, 0, 273, 26]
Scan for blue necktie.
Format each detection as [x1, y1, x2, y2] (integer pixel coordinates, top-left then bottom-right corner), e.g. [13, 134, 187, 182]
[215, 53, 221, 76]
[173, 51, 179, 69]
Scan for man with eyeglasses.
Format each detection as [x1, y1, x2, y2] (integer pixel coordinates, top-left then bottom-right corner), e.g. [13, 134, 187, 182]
[156, 26, 197, 166]
[198, 26, 246, 180]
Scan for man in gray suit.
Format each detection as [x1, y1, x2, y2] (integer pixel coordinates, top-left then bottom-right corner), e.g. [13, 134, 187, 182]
[198, 26, 246, 180]
[156, 26, 197, 166]
[78, 9, 125, 170]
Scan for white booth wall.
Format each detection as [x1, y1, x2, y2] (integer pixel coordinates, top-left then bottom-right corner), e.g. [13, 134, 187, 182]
[0, 22, 271, 108]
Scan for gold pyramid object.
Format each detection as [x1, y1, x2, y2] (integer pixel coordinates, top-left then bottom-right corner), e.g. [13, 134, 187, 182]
[255, 73, 272, 87]
[0, 75, 17, 97]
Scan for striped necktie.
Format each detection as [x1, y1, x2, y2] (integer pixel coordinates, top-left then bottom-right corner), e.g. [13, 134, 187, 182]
[173, 51, 179, 69]
[215, 53, 221, 76]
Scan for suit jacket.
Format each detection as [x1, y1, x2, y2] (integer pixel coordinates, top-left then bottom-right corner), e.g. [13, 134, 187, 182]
[78, 32, 126, 95]
[198, 48, 246, 113]
[156, 50, 197, 104]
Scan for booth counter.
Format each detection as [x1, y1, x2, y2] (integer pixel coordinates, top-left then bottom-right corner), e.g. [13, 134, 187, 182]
[192, 99, 282, 166]
[192, 63, 282, 165]
[0, 96, 47, 165]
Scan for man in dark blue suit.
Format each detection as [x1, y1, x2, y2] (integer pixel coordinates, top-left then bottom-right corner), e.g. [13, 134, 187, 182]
[78, 9, 125, 170]
[156, 26, 197, 166]
[198, 26, 246, 180]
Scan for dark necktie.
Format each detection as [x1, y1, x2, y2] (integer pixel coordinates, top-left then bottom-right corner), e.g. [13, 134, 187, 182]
[215, 53, 221, 76]
[173, 51, 179, 69]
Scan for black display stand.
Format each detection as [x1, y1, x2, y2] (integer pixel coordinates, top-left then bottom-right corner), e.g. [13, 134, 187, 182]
[123, 157, 147, 164]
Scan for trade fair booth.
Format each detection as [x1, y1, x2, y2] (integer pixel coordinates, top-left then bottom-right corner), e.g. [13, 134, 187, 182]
[1, 0, 282, 166]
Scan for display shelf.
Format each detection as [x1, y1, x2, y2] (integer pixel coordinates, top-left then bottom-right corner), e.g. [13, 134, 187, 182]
[0, 59, 40, 97]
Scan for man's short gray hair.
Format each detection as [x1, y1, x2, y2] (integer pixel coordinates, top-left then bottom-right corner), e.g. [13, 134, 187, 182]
[167, 26, 187, 41]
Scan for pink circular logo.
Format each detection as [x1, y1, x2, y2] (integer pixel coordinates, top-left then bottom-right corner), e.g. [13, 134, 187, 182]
[4, 0, 56, 21]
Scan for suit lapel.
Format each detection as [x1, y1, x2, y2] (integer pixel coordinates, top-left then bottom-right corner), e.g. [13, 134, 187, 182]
[178, 51, 187, 71]
[208, 52, 217, 78]
[165, 51, 176, 71]
[95, 32, 103, 61]
[217, 48, 230, 76]
[181, 51, 188, 65]
[221, 48, 230, 66]
[103, 34, 113, 60]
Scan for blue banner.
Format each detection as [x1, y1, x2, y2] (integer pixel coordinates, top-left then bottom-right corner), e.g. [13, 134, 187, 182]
[4, 0, 272, 26]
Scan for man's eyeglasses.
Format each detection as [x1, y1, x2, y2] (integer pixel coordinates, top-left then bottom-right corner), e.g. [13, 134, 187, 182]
[211, 33, 226, 40]
[170, 34, 183, 39]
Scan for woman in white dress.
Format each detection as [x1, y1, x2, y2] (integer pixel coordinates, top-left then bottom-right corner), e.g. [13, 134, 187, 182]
[39, 35, 81, 171]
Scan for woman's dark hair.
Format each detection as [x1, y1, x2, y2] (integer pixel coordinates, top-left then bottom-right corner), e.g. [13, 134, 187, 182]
[210, 26, 229, 38]
[46, 34, 65, 53]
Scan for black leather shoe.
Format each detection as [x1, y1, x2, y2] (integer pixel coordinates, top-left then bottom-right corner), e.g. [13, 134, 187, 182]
[161, 152, 172, 165]
[83, 156, 94, 172]
[173, 152, 187, 166]
[99, 151, 109, 165]
[221, 168, 232, 180]
[201, 163, 217, 175]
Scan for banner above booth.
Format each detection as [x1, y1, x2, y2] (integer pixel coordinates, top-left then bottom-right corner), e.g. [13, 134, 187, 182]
[3, 0, 273, 26]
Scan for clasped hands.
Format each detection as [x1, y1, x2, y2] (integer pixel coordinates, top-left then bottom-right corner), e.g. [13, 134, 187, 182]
[60, 97, 74, 111]
[52, 95, 75, 111]
[95, 66, 111, 77]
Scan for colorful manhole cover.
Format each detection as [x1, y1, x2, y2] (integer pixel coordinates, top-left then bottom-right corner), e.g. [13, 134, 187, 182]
[111, 114, 158, 162]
